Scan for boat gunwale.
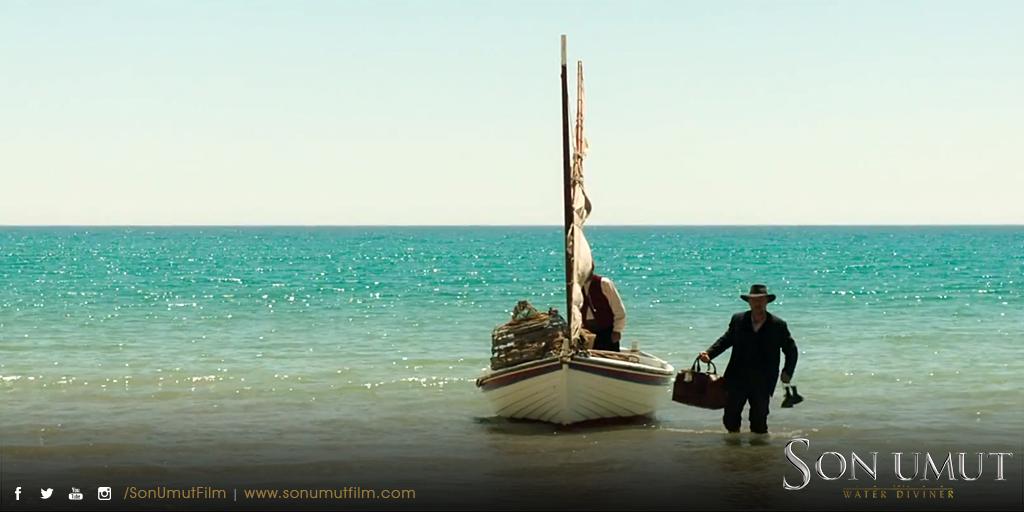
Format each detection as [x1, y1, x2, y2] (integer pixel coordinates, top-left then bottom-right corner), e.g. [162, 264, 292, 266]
[476, 355, 561, 389]
[566, 358, 674, 386]
[571, 353, 676, 377]
[577, 350, 676, 376]
[476, 350, 675, 391]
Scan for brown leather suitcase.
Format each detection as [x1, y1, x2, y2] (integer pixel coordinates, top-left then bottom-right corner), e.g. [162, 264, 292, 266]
[672, 358, 729, 409]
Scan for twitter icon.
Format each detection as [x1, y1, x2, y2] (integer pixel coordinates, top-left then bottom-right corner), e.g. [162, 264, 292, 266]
[41, 488, 54, 499]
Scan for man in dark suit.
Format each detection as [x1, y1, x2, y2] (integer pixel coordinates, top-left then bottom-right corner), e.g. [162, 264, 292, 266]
[699, 284, 798, 434]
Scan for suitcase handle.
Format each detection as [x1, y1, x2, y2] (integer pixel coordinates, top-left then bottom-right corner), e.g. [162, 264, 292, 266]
[690, 356, 718, 375]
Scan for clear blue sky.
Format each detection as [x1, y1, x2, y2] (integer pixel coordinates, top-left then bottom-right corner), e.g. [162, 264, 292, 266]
[2, 0, 1021, 225]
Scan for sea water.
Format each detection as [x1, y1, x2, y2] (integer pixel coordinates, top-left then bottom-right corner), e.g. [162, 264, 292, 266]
[1, 226, 1021, 508]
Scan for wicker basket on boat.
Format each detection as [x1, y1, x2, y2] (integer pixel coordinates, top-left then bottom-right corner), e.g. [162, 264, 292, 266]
[490, 301, 568, 370]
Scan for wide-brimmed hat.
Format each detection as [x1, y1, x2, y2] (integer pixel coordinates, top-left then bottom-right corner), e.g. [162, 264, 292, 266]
[741, 284, 776, 303]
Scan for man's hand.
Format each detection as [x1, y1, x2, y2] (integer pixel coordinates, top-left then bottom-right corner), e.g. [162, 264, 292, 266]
[611, 331, 622, 343]
[781, 371, 791, 384]
[699, 351, 711, 363]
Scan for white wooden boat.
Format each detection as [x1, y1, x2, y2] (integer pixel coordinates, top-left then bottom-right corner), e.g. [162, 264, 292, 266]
[477, 349, 674, 425]
[476, 36, 675, 425]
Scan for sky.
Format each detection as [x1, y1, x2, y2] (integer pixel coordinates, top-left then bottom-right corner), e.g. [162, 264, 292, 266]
[1, 0, 1022, 225]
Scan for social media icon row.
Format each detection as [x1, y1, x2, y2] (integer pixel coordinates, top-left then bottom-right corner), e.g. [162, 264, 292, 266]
[13, 486, 111, 501]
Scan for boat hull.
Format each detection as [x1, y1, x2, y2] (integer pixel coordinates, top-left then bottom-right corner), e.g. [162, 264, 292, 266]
[476, 353, 674, 425]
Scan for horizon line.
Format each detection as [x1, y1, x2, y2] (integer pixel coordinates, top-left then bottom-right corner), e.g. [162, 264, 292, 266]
[1, 223, 1021, 228]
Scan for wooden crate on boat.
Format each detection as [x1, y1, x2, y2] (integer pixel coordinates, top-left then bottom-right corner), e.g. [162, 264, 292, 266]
[490, 306, 567, 370]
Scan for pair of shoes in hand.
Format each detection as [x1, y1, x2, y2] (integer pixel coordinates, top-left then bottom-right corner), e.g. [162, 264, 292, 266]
[781, 385, 804, 408]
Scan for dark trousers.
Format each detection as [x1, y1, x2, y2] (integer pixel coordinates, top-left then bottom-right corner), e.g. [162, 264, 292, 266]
[592, 328, 620, 352]
[723, 386, 770, 434]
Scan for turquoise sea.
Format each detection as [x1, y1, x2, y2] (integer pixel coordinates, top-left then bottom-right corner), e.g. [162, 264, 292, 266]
[1, 226, 1022, 509]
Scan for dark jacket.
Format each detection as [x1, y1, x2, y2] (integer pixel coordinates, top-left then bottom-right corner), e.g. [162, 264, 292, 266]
[705, 311, 798, 396]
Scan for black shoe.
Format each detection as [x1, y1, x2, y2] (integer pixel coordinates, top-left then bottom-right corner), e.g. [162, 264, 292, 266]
[781, 386, 804, 408]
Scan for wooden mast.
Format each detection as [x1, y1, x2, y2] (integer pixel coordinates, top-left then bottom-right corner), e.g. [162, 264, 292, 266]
[560, 35, 573, 336]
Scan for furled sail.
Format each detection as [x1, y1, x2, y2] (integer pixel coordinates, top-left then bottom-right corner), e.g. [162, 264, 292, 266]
[568, 60, 594, 348]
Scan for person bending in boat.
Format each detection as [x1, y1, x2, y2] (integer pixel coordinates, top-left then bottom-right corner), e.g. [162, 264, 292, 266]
[582, 263, 627, 352]
[699, 284, 799, 434]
